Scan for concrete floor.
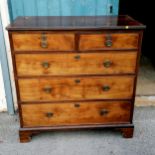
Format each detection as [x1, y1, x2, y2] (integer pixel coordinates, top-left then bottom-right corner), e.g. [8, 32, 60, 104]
[0, 107, 155, 155]
[137, 56, 155, 96]
[136, 56, 155, 106]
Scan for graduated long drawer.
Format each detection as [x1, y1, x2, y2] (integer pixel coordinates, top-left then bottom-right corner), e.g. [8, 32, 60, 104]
[15, 52, 137, 76]
[21, 101, 131, 127]
[18, 76, 135, 102]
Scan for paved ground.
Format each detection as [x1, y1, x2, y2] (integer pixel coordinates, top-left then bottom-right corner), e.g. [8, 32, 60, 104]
[0, 107, 155, 155]
[137, 56, 155, 96]
[135, 56, 155, 106]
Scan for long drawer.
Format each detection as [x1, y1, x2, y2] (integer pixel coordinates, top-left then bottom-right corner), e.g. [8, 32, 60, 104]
[12, 32, 75, 51]
[79, 33, 139, 51]
[21, 101, 131, 127]
[18, 76, 134, 102]
[15, 52, 137, 76]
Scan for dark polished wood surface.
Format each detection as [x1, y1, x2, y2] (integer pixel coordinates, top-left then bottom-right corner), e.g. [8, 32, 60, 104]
[7, 15, 145, 142]
[7, 15, 145, 30]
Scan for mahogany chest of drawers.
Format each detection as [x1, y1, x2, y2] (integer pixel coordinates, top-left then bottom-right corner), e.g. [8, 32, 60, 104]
[7, 15, 145, 142]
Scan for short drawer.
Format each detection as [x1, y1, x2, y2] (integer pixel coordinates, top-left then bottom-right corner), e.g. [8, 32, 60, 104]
[79, 33, 139, 51]
[18, 76, 134, 102]
[21, 101, 131, 127]
[12, 32, 75, 51]
[16, 52, 137, 76]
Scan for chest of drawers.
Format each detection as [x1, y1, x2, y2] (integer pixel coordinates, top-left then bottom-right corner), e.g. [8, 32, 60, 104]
[7, 15, 145, 142]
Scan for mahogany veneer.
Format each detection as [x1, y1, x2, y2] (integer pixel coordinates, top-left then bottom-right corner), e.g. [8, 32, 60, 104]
[7, 15, 145, 142]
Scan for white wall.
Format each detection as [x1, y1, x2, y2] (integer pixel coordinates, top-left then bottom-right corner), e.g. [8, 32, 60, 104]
[0, 0, 17, 111]
[0, 62, 7, 112]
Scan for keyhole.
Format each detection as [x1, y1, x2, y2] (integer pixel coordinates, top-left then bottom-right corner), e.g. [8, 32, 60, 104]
[109, 5, 113, 14]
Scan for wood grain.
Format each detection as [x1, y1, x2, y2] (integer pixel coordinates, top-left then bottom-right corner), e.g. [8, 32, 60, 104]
[21, 101, 131, 127]
[79, 33, 139, 50]
[12, 33, 75, 51]
[18, 76, 135, 102]
[15, 52, 137, 76]
[6, 16, 145, 142]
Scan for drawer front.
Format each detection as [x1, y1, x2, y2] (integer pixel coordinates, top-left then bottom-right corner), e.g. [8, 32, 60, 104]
[12, 33, 75, 51]
[79, 33, 139, 51]
[21, 101, 131, 127]
[16, 52, 137, 76]
[18, 76, 134, 102]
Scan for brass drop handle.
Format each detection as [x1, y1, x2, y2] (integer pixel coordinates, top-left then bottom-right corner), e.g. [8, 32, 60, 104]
[100, 109, 109, 116]
[45, 112, 54, 118]
[42, 61, 50, 68]
[41, 33, 47, 41]
[74, 55, 81, 60]
[75, 79, 81, 84]
[43, 86, 52, 93]
[102, 85, 110, 91]
[41, 33, 48, 48]
[74, 103, 80, 108]
[105, 34, 113, 47]
[105, 40, 112, 47]
[41, 41, 48, 48]
[103, 60, 112, 68]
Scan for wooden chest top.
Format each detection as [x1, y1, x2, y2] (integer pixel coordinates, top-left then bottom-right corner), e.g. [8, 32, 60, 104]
[6, 15, 145, 31]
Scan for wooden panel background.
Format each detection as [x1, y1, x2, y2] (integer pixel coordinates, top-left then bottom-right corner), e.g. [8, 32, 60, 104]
[8, 0, 119, 21]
